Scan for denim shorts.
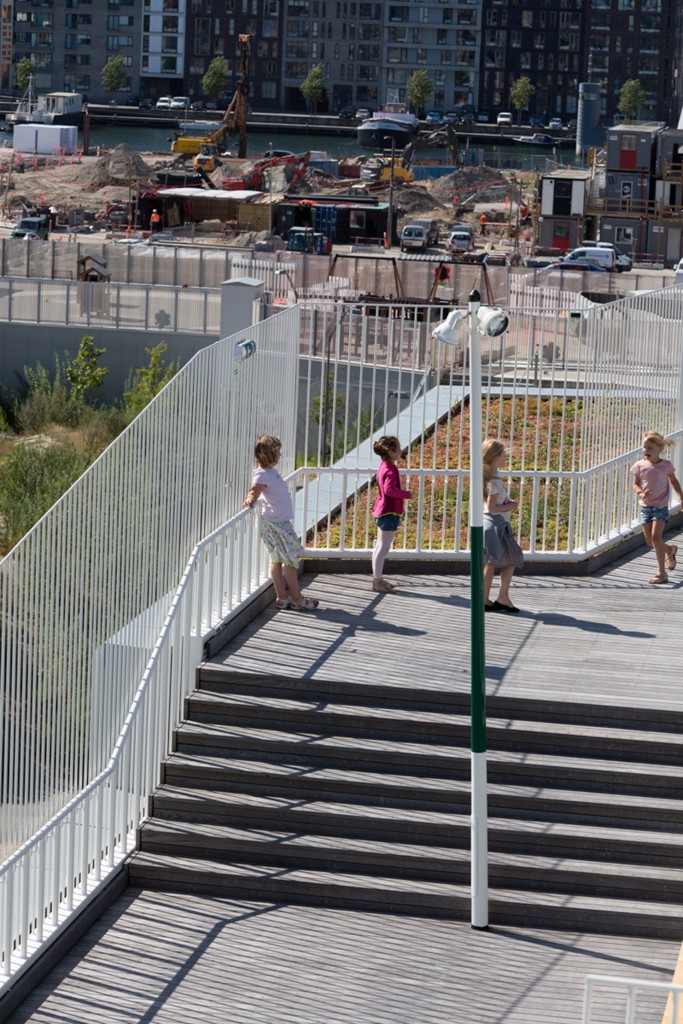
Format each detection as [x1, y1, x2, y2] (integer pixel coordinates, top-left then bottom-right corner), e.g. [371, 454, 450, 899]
[640, 505, 669, 524]
[374, 514, 401, 532]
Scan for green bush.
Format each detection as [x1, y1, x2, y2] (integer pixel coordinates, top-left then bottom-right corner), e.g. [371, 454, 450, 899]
[122, 342, 178, 418]
[0, 442, 90, 551]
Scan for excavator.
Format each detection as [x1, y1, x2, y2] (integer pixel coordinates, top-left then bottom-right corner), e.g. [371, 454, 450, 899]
[222, 152, 311, 191]
[171, 34, 251, 162]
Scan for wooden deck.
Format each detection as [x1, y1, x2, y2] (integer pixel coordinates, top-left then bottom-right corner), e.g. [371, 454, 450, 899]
[6, 537, 683, 1024]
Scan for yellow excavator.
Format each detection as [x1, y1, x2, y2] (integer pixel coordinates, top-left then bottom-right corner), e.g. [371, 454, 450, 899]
[171, 34, 250, 161]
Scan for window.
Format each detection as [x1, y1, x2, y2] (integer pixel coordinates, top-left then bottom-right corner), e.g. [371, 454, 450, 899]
[416, 47, 426, 64]
[107, 35, 132, 47]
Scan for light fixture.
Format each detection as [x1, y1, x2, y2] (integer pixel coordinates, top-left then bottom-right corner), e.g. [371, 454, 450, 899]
[431, 308, 466, 346]
[476, 306, 509, 337]
[234, 338, 256, 361]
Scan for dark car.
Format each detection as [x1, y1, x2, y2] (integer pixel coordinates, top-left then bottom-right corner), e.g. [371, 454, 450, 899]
[125, 95, 139, 107]
[190, 100, 205, 111]
[529, 115, 544, 128]
[425, 111, 442, 125]
[139, 98, 153, 109]
[338, 104, 355, 119]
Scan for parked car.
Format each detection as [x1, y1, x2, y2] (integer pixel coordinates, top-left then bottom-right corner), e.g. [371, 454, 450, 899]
[155, 96, 172, 109]
[548, 117, 563, 130]
[355, 108, 372, 121]
[425, 111, 442, 126]
[528, 115, 544, 128]
[190, 100, 205, 111]
[139, 98, 153, 110]
[459, 113, 475, 125]
[170, 96, 189, 110]
[400, 224, 428, 252]
[592, 241, 632, 272]
[496, 111, 513, 127]
[125, 96, 139, 107]
[447, 230, 474, 253]
[674, 258, 683, 283]
[338, 104, 355, 119]
[409, 218, 440, 246]
[477, 113, 490, 123]
[11, 215, 49, 239]
[442, 111, 458, 125]
[563, 245, 616, 270]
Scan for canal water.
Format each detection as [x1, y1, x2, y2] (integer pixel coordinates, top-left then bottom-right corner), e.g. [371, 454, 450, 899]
[86, 122, 581, 169]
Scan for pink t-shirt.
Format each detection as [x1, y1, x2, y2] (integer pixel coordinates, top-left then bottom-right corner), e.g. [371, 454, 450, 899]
[251, 467, 294, 522]
[372, 461, 411, 517]
[630, 458, 674, 507]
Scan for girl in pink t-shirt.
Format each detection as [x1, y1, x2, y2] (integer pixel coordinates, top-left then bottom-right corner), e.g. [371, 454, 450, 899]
[630, 431, 683, 585]
[371, 435, 411, 593]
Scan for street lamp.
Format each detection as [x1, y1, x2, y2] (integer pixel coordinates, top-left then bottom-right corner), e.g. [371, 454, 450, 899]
[384, 136, 396, 248]
[274, 267, 298, 302]
[432, 289, 509, 930]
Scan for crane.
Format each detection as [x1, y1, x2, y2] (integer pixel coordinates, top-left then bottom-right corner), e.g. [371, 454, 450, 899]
[171, 34, 251, 160]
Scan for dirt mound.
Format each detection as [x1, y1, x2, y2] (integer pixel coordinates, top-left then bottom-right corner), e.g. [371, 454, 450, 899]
[71, 144, 153, 188]
[427, 165, 516, 206]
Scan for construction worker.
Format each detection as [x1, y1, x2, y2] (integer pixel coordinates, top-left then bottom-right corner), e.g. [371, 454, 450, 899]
[479, 212, 488, 237]
[150, 209, 162, 233]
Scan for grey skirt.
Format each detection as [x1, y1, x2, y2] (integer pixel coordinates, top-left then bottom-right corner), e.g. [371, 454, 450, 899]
[483, 513, 525, 569]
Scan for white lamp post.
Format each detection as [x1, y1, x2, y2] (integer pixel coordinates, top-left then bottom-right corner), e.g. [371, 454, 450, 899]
[268, 139, 274, 232]
[432, 289, 509, 929]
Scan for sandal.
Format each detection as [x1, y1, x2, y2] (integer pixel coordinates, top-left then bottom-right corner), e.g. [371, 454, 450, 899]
[649, 573, 669, 585]
[667, 544, 678, 571]
[275, 598, 292, 609]
[290, 596, 320, 611]
[372, 578, 396, 593]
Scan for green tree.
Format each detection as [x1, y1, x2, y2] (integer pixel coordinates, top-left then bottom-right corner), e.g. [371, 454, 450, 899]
[510, 75, 535, 125]
[618, 79, 645, 121]
[202, 57, 228, 100]
[123, 342, 178, 417]
[300, 63, 326, 113]
[66, 335, 109, 405]
[101, 55, 127, 100]
[406, 70, 432, 114]
[16, 58, 36, 92]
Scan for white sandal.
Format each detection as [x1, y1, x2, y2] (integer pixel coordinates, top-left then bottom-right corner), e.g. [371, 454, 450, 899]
[275, 597, 292, 609]
[290, 596, 320, 611]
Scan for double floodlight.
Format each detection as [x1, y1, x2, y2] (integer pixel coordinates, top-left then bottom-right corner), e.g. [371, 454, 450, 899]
[432, 305, 510, 346]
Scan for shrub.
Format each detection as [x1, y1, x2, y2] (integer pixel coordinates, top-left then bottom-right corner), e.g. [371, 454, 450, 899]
[122, 342, 178, 418]
[0, 442, 90, 552]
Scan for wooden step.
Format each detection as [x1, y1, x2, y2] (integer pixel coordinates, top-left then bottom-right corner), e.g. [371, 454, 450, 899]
[127, 852, 683, 937]
[161, 752, 683, 830]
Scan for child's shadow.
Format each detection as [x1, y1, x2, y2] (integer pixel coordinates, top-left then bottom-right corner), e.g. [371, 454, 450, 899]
[533, 611, 654, 639]
[319, 606, 427, 637]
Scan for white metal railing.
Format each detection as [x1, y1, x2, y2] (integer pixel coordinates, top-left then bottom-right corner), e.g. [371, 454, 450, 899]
[583, 974, 683, 1024]
[0, 306, 299, 991]
[0, 277, 220, 333]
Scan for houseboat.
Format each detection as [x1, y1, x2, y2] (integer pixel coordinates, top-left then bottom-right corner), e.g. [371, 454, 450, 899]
[8, 79, 83, 126]
[357, 101, 419, 149]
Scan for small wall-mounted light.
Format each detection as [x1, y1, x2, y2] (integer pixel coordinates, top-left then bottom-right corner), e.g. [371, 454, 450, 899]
[234, 338, 256, 361]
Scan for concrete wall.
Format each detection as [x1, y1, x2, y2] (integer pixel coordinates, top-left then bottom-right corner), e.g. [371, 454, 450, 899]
[0, 322, 218, 403]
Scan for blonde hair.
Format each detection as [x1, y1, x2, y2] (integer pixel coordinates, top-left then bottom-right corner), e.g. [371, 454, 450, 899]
[643, 431, 673, 451]
[374, 435, 401, 460]
[254, 434, 282, 469]
[482, 439, 506, 501]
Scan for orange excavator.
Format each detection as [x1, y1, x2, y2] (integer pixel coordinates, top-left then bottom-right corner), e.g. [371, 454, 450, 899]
[223, 152, 311, 191]
[171, 34, 251, 162]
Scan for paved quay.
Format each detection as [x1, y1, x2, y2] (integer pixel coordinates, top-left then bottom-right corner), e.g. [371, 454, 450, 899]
[6, 537, 683, 1024]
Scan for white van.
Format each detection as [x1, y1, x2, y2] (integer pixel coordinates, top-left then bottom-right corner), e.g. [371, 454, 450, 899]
[400, 224, 428, 252]
[496, 111, 513, 127]
[562, 246, 616, 270]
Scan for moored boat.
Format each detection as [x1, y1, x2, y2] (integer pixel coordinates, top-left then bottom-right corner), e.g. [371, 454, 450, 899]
[357, 100, 419, 149]
[8, 77, 83, 126]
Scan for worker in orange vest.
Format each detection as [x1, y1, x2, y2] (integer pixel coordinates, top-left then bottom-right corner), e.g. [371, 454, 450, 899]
[150, 209, 162, 233]
[479, 212, 488, 237]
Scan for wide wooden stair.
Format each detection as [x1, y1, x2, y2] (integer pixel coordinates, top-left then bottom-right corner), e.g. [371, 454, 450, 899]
[128, 666, 683, 937]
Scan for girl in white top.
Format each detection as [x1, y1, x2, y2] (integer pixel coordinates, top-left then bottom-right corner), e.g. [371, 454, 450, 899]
[243, 435, 319, 611]
[482, 439, 524, 614]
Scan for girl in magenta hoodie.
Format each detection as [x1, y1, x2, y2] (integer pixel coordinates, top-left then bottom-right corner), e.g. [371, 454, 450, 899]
[371, 435, 411, 592]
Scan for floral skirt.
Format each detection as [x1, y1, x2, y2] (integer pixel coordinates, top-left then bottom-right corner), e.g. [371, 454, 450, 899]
[260, 519, 304, 568]
[483, 513, 525, 569]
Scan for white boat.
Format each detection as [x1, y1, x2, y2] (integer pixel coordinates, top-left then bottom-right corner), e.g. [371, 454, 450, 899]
[8, 77, 83, 126]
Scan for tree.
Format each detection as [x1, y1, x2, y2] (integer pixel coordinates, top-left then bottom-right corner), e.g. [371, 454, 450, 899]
[407, 70, 432, 114]
[510, 75, 536, 125]
[16, 58, 36, 93]
[66, 335, 109, 405]
[101, 55, 127, 101]
[300, 63, 326, 113]
[202, 57, 228, 101]
[123, 342, 178, 417]
[618, 79, 645, 122]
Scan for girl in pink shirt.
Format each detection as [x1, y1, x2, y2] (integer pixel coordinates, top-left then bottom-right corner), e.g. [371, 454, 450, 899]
[371, 435, 411, 593]
[630, 431, 683, 585]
